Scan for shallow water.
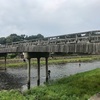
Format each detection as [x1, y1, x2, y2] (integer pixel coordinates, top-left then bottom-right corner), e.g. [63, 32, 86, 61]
[0, 61, 100, 90]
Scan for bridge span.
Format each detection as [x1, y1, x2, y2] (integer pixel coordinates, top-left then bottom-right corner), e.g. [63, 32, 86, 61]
[1, 30, 100, 53]
[0, 30, 100, 89]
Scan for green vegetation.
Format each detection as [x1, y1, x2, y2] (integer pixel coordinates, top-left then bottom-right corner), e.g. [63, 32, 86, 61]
[0, 68, 100, 100]
[0, 55, 100, 68]
[0, 90, 26, 100]
[0, 33, 44, 44]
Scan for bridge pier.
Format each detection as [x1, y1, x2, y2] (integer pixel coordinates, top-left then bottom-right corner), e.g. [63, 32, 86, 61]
[4, 55, 7, 70]
[45, 57, 48, 83]
[23, 52, 49, 89]
[0, 53, 7, 70]
[27, 58, 31, 89]
[37, 57, 40, 86]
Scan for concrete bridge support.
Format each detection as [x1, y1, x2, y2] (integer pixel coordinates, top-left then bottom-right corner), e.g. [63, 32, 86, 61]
[27, 58, 31, 89]
[0, 53, 7, 70]
[4, 55, 7, 70]
[45, 57, 48, 83]
[23, 52, 49, 89]
[37, 57, 40, 86]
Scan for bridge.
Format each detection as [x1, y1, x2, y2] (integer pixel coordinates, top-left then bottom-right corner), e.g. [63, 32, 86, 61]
[0, 30, 100, 89]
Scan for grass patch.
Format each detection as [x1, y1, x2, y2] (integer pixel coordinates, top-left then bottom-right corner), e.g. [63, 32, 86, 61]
[0, 68, 99, 100]
[1, 55, 100, 68]
[0, 90, 26, 100]
[23, 68, 100, 100]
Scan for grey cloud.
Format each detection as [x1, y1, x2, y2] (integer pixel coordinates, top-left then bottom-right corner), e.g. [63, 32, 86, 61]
[0, 0, 100, 37]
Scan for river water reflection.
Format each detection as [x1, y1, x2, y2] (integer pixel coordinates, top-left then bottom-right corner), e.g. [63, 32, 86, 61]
[0, 61, 100, 90]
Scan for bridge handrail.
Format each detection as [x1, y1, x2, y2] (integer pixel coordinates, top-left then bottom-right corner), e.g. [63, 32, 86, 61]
[0, 30, 100, 48]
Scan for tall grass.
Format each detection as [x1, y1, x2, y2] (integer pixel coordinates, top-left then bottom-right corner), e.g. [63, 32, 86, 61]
[23, 68, 100, 100]
[0, 68, 99, 100]
[1, 55, 100, 68]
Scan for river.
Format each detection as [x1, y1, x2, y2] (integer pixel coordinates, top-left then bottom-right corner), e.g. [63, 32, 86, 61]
[0, 61, 100, 91]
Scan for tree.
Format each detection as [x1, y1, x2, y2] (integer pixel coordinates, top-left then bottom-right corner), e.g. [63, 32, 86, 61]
[0, 37, 6, 44]
[20, 34, 26, 41]
[37, 34, 44, 39]
[6, 34, 21, 43]
[0, 33, 44, 44]
[25, 34, 44, 40]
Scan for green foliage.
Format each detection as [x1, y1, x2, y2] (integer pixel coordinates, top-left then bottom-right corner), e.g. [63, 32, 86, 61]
[23, 68, 100, 100]
[6, 34, 21, 43]
[8, 53, 18, 59]
[0, 68, 99, 100]
[0, 55, 100, 68]
[0, 37, 6, 44]
[0, 33, 44, 44]
[0, 90, 26, 100]
[26, 34, 44, 40]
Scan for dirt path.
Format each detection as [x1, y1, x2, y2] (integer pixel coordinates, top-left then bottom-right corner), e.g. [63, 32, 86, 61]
[89, 93, 100, 100]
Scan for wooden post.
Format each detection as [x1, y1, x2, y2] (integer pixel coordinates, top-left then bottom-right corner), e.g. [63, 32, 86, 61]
[27, 58, 31, 89]
[4, 56, 7, 70]
[37, 57, 40, 86]
[45, 57, 48, 83]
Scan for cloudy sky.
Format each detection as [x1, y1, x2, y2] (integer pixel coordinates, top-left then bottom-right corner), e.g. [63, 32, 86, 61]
[0, 0, 100, 37]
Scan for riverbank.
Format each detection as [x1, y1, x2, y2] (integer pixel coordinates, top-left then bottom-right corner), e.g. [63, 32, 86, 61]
[0, 55, 100, 68]
[0, 68, 100, 100]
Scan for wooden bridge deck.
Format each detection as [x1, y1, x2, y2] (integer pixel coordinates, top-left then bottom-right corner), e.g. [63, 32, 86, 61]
[0, 43, 100, 54]
[0, 30, 100, 54]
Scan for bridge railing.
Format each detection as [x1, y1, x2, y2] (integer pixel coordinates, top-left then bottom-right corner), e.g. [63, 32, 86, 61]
[1, 30, 100, 48]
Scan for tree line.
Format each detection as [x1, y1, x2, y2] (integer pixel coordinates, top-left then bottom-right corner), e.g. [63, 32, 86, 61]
[0, 33, 44, 44]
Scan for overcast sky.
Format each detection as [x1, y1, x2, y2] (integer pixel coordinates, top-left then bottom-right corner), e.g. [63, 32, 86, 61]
[0, 0, 100, 37]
